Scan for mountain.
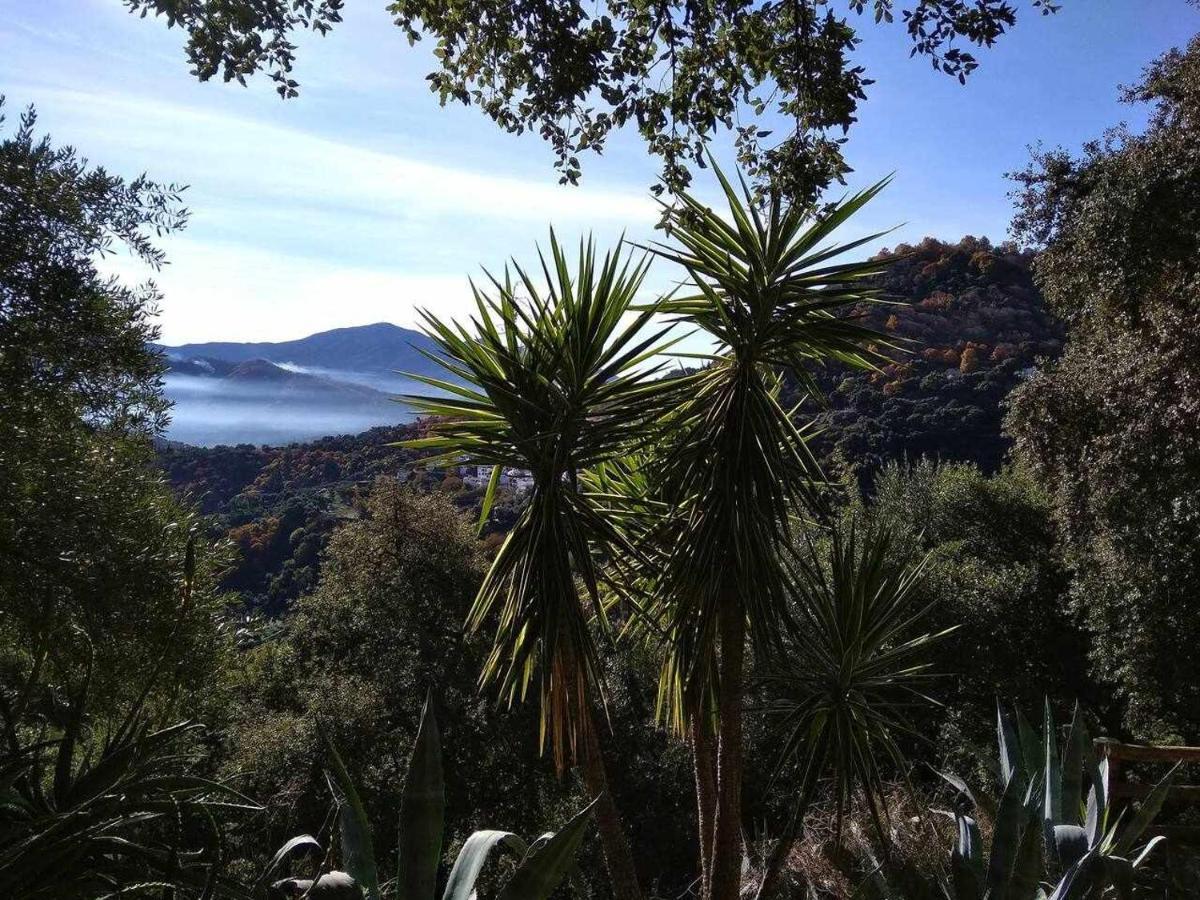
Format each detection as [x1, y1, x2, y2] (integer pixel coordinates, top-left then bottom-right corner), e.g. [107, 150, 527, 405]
[159, 323, 442, 447]
[162, 322, 441, 376]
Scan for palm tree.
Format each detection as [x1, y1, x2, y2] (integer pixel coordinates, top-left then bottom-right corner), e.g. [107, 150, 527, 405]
[641, 166, 895, 900]
[403, 233, 682, 900]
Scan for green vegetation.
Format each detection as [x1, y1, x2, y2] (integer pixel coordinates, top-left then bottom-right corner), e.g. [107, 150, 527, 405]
[268, 699, 594, 900]
[941, 702, 1171, 900]
[8, 21, 1200, 900]
[1007, 34, 1200, 742]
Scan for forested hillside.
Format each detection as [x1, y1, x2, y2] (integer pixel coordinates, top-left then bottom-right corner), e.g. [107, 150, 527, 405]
[158, 424, 522, 612]
[163, 236, 1061, 614]
[802, 235, 1062, 478]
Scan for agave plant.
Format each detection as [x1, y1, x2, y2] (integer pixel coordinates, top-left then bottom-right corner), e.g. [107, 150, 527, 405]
[944, 700, 1172, 900]
[752, 523, 952, 900]
[268, 696, 595, 900]
[0, 687, 257, 899]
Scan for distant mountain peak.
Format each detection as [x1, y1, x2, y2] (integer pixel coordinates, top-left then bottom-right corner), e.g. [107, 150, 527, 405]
[161, 321, 439, 376]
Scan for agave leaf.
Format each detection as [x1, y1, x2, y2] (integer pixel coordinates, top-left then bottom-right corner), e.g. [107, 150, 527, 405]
[1010, 808, 1044, 900]
[323, 731, 381, 900]
[936, 770, 979, 812]
[258, 835, 322, 890]
[1015, 707, 1041, 784]
[986, 773, 1028, 895]
[398, 693, 445, 900]
[950, 811, 983, 900]
[1130, 834, 1167, 869]
[497, 799, 596, 900]
[1043, 699, 1062, 835]
[1045, 852, 1091, 900]
[1085, 759, 1108, 847]
[275, 871, 361, 898]
[1113, 767, 1174, 857]
[1060, 703, 1089, 826]
[1052, 825, 1089, 870]
[997, 700, 1021, 790]
[442, 831, 529, 900]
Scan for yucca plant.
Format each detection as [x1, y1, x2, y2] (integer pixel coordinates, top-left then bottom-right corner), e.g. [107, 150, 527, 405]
[639, 163, 895, 900]
[268, 697, 595, 900]
[752, 523, 952, 900]
[401, 233, 682, 900]
[944, 700, 1171, 900]
[0, 685, 257, 899]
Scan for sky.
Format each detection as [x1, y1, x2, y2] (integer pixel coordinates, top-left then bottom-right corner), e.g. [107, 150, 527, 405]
[1, 0, 1196, 344]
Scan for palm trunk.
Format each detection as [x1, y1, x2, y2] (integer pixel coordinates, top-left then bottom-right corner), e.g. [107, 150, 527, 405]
[580, 703, 643, 900]
[709, 603, 746, 900]
[692, 718, 717, 898]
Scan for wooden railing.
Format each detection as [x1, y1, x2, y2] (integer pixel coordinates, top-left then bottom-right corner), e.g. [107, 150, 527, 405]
[1095, 738, 1200, 804]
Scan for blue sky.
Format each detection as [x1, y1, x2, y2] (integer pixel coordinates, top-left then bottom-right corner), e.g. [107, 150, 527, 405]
[1, 0, 1196, 343]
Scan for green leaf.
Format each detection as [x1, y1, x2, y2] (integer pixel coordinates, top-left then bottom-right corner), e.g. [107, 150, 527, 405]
[997, 700, 1021, 789]
[1043, 698, 1062, 835]
[322, 730, 380, 900]
[1113, 767, 1174, 856]
[1052, 824, 1089, 870]
[442, 831, 528, 900]
[497, 799, 596, 900]
[1060, 702, 1089, 825]
[257, 835, 322, 890]
[478, 464, 502, 535]
[398, 692, 445, 900]
[950, 812, 984, 900]
[986, 773, 1028, 896]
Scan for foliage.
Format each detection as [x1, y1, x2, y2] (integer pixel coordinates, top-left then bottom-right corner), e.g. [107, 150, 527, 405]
[1006, 34, 1200, 741]
[0, 99, 231, 721]
[941, 701, 1170, 899]
[848, 461, 1097, 763]
[0, 673, 255, 899]
[0, 99, 183, 435]
[269, 699, 595, 900]
[608, 165, 893, 900]
[644, 168, 892, 727]
[125, 0, 1060, 202]
[795, 236, 1061, 482]
[763, 525, 948, 831]
[403, 233, 676, 767]
[750, 523, 948, 900]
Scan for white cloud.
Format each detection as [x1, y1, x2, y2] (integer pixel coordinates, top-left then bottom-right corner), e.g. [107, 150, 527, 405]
[102, 238, 479, 343]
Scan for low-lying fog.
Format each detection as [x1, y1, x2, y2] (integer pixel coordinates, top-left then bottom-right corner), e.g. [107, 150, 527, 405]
[163, 372, 421, 447]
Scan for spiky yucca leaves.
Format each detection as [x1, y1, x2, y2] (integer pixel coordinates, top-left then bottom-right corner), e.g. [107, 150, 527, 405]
[644, 167, 895, 731]
[403, 232, 678, 769]
[0, 708, 256, 899]
[761, 525, 949, 836]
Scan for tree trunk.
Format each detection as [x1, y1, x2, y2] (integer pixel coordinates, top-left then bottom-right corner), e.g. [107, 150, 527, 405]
[692, 718, 717, 898]
[580, 703, 643, 900]
[709, 603, 746, 900]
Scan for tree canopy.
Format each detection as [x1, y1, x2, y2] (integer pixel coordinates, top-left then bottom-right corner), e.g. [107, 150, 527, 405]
[1007, 34, 1200, 741]
[126, 0, 1061, 203]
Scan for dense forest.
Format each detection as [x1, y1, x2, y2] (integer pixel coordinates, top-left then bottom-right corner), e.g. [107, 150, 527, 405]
[4, 5, 1200, 900]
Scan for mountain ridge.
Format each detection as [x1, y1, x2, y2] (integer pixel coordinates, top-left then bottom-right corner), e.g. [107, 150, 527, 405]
[160, 322, 442, 376]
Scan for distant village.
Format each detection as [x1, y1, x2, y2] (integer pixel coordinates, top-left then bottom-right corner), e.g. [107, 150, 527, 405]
[457, 464, 535, 493]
